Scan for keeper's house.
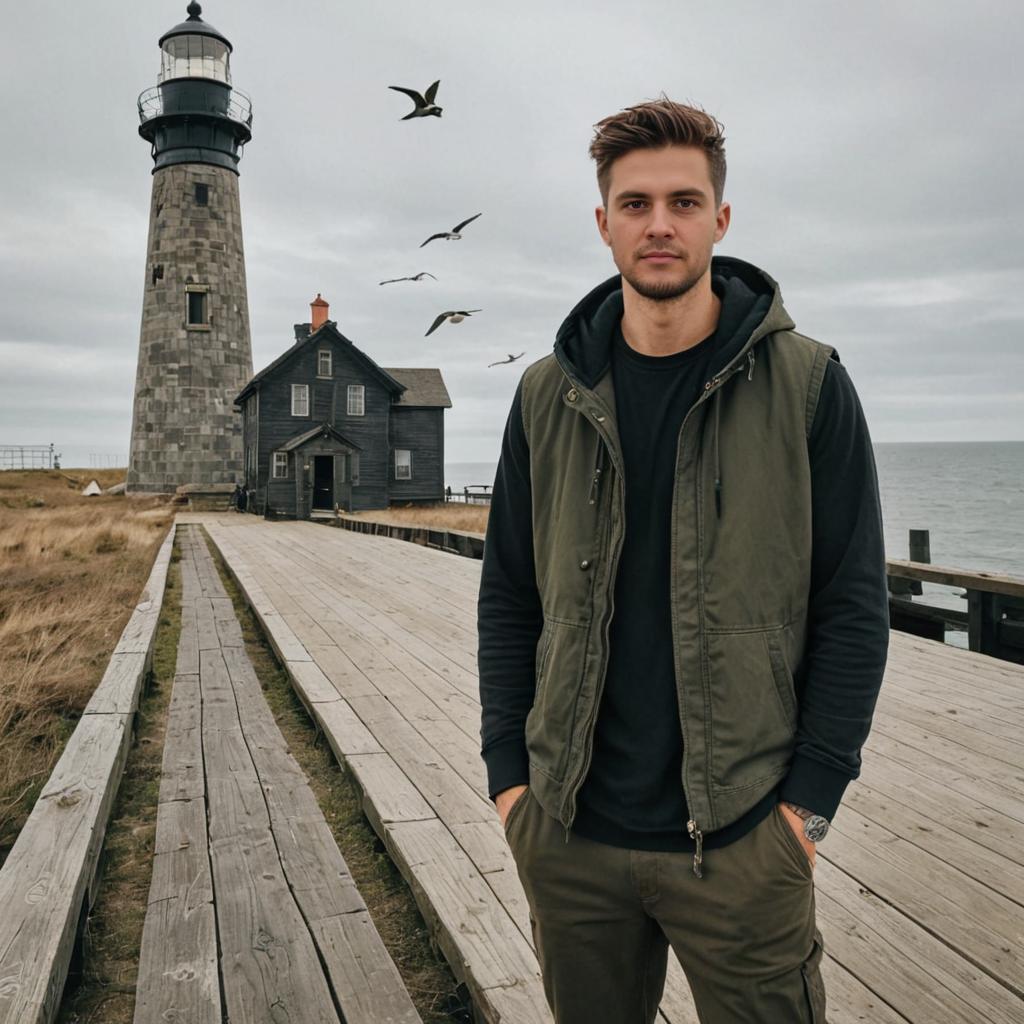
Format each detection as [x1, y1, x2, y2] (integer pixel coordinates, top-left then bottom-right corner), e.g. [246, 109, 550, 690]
[235, 294, 451, 517]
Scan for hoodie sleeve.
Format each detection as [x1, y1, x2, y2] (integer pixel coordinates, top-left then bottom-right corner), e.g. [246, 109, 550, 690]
[477, 376, 544, 802]
[779, 357, 890, 821]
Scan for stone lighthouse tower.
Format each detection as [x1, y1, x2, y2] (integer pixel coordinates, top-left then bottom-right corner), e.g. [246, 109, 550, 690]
[127, 2, 254, 493]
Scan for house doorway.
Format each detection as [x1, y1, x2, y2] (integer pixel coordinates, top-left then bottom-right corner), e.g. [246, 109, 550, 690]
[312, 455, 334, 510]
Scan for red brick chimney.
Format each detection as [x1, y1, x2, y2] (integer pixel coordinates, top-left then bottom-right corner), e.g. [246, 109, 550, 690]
[310, 293, 329, 331]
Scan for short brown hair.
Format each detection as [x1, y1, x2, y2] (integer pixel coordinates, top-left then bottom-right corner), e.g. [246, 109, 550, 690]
[589, 95, 727, 207]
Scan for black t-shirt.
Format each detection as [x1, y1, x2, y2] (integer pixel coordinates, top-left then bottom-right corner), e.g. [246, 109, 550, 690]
[572, 280, 778, 851]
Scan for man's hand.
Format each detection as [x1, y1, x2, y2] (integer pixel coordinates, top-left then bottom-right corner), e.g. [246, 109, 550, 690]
[778, 802, 817, 869]
[495, 784, 529, 828]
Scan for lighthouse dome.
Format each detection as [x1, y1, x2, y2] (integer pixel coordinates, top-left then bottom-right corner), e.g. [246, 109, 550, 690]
[158, 2, 233, 85]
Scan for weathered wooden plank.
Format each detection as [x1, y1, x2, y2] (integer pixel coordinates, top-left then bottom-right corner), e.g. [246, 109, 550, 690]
[312, 697, 385, 757]
[157, 674, 204, 804]
[344, 752, 436, 827]
[347, 694, 492, 827]
[863, 725, 1024, 822]
[0, 714, 133, 1024]
[134, 797, 219, 1024]
[842, 780, 1024, 899]
[826, 808, 1023, 994]
[81, 651, 149, 716]
[814, 858, 1021, 1024]
[207, 829, 342, 1023]
[383, 818, 550, 1024]
[289, 658, 344, 703]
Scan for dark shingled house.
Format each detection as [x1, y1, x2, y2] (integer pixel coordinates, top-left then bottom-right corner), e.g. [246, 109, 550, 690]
[234, 294, 451, 518]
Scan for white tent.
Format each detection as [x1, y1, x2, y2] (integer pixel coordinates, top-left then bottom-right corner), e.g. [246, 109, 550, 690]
[82, 479, 102, 496]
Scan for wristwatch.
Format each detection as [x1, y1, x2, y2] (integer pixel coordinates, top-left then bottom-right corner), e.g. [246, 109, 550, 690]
[782, 801, 830, 843]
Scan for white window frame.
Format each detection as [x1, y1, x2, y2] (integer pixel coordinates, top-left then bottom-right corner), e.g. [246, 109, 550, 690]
[347, 384, 365, 416]
[272, 451, 289, 479]
[317, 349, 332, 377]
[394, 448, 412, 480]
[291, 383, 309, 417]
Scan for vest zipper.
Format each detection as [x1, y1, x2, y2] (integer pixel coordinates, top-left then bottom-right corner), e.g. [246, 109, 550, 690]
[588, 438, 606, 505]
[674, 355, 751, 876]
[556, 384, 625, 845]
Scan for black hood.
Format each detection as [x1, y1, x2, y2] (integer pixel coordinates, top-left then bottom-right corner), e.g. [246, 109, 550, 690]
[552, 255, 796, 390]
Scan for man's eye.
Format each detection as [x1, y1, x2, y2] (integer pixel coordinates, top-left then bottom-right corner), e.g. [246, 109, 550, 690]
[676, 199, 695, 208]
[625, 200, 645, 209]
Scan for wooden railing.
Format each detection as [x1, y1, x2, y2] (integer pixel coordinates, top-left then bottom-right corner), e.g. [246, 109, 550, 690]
[887, 554, 1024, 664]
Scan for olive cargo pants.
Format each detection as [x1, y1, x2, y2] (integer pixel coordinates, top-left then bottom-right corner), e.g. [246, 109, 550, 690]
[503, 788, 827, 1023]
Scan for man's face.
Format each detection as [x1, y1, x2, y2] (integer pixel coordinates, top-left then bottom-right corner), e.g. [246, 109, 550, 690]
[595, 145, 730, 302]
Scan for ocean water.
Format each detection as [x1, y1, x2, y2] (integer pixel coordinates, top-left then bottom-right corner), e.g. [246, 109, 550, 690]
[447, 441, 1024, 578]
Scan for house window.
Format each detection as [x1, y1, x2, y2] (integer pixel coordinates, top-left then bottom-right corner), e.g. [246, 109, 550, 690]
[395, 448, 412, 480]
[195, 183, 209, 205]
[347, 384, 365, 416]
[318, 350, 332, 377]
[273, 452, 288, 478]
[291, 384, 309, 417]
[186, 285, 209, 326]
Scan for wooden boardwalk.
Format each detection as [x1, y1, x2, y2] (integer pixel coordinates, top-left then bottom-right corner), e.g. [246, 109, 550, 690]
[0, 526, 174, 1024]
[134, 525, 421, 1023]
[182, 512, 1024, 1024]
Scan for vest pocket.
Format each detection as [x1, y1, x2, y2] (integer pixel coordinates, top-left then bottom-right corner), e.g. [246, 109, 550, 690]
[525, 619, 588, 784]
[707, 629, 796, 792]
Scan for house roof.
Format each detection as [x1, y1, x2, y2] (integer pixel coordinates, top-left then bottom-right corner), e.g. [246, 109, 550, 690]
[381, 367, 452, 408]
[278, 422, 362, 452]
[234, 321, 408, 404]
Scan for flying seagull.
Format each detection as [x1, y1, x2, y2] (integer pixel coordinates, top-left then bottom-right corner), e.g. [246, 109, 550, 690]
[425, 309, 482, 337]
[488, 352, 526, 368]
[379, 272, 438, 285]
[420, 212, 482, 247]
[388, 80, 442, 120]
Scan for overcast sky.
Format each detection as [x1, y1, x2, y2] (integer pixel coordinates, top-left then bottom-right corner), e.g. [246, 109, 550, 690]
[1, 0, 1022, 468]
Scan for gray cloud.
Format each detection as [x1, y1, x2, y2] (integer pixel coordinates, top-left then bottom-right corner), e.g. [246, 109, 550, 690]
[1, 0, 1022, 469]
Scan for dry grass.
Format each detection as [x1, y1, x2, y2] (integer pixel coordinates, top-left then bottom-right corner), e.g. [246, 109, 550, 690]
[0, 469, 174, 860]
[350, 502, 490, 535]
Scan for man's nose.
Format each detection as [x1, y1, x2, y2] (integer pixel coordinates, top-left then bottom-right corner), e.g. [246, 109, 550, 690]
[645, 204, 675, 235]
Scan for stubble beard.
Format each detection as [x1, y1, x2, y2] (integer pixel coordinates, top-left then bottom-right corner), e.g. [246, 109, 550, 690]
[620, 253, 710, 302]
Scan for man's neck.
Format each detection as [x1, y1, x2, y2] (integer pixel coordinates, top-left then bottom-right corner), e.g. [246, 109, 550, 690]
[620, 272, 721, 357]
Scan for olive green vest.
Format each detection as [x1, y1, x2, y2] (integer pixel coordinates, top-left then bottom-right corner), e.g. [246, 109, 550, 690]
[519, 309, 834, 857]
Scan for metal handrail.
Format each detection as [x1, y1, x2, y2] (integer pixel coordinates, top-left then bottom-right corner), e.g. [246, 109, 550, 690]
[137, 85, 254, 128]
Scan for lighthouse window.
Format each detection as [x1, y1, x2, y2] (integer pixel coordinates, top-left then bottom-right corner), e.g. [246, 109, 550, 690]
[347, 385, 365, 416]
[195, 183, 209, 205]
[185, 285, 209, 326]
[394, 449, 412, 480]
[317, 350, 332, 377]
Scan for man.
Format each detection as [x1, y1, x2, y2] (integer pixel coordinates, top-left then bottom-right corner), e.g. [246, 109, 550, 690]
[477, 97, 889, 1023]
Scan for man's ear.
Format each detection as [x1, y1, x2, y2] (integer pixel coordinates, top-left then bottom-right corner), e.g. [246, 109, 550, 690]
[595, 205, 611, 247]
[714, 201, 731, 244]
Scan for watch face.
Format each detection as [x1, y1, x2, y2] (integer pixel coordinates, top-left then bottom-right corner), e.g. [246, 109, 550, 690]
[804, 815, 830, 843]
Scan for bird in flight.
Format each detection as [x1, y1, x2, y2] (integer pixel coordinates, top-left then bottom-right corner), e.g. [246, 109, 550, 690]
[388, 80, 442, 120]
[488, 352, 526, 367]
[425, 309, 482, 337]
[420, 212, 482, 247]
[379, 272, 438, 285]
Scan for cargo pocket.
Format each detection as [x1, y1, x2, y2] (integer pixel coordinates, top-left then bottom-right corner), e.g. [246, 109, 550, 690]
[801, 928, 827, 1023]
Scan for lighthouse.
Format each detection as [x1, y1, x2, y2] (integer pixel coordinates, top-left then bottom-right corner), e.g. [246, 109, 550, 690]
[127, 2, 254, 493]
